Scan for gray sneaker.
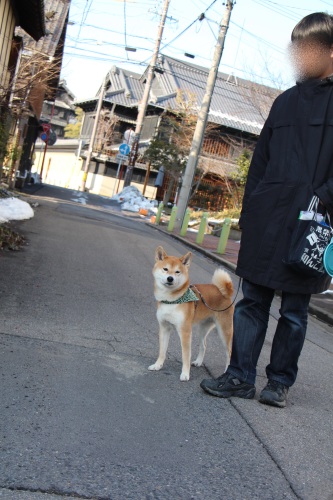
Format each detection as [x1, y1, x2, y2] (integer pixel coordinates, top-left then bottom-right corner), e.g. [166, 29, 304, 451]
[200, 372, 255, 399]
[259, 380, 289, 408]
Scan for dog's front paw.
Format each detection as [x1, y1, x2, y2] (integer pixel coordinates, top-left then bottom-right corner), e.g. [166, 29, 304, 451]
[148, 362, 163, 371]
[180, 372, 190, 381]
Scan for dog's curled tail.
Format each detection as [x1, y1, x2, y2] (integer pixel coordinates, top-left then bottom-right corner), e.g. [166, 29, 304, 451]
[212, 269, 234, 298]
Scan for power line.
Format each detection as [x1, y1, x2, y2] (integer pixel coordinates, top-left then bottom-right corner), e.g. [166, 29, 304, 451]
[251, 0, 301, 21]
[230, 21, 286, 55]
[123, 0, 129, 59]
[66, 0, 293, 71]
[75, 0, 94, 47]
[70, 23, 155, 45]
[139, 0, 218, 66]
[205, 17, 219, 41]
[159, 17, 200, 52]
[159, 0, 218, 52]
[63, 0, 301, 94]
[66, 42, 152, 54]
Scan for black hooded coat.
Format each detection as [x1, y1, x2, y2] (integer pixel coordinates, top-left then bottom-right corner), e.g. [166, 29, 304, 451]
[236, 77, 333, 294]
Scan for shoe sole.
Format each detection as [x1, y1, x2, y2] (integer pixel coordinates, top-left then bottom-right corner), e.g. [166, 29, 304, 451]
[259, 397, 286, 408]
[200, 384, 255, 399]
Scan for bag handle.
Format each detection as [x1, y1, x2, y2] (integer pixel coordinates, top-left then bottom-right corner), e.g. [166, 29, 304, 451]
[307, 195, 333, 232]
[307, 196, 318, 212]
[310, 86, 333, 184]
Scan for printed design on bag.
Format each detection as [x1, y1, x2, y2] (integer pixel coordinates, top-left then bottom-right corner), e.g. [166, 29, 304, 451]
[302, 225, 331, 271]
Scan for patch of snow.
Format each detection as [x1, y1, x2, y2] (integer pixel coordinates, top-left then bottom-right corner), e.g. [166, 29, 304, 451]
[71, 192, 88, 204]
[111, 186, 158, 213]
[0, 197, 34, 223]
[72, 197, 87, 205]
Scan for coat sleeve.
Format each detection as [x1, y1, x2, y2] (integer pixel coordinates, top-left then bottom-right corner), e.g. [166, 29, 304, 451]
[315, 179, 333, 216]
[238, 116, 272, 229]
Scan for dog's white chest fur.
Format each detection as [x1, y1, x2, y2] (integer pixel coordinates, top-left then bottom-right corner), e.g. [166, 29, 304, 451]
[157, 303, 185, 327]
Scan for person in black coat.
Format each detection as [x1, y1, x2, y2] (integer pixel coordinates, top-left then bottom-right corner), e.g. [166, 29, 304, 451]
[201, 12, 333, 407]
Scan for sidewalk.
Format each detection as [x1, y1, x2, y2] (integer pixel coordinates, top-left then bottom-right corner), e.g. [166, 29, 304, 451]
[149, 222, 333, 327]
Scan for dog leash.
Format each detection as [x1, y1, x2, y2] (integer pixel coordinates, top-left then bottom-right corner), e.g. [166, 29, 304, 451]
[190, 278, 242, 312]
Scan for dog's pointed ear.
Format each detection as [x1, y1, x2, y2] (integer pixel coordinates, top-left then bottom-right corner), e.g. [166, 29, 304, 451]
[155, 246, 167, 262]
[180, 251, 192, 267]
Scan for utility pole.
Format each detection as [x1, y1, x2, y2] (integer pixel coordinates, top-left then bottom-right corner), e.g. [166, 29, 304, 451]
[80, 78, 105, 192]
[39, 101, 55, 183]
[123, 0, 170, 187]
[174, 0, 235, 229]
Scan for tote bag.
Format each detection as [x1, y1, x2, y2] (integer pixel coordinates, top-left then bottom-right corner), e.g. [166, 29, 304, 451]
[285, 196, 333, 277]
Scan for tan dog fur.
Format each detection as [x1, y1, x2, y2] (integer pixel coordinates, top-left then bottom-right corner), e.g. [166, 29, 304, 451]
[149, 246, 234, 381]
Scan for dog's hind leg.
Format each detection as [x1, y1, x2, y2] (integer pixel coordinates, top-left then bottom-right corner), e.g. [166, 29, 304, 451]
[192, 319, 215, 367]
[148, 321, 172, 372]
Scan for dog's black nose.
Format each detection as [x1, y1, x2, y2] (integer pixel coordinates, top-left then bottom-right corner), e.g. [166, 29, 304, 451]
[167, 276, 174, 283]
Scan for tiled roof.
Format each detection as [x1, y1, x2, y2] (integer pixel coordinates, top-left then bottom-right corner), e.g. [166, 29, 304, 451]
[104, 66, 144, 108]
[82, 55, 281, 137]
[151, 55, 279, 135]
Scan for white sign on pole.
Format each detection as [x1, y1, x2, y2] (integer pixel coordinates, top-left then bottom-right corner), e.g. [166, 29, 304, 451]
[116, 154, 129, 162]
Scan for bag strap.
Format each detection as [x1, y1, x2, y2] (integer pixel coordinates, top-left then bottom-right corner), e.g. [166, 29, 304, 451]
[307, 196, 318, 212]
[296, 85, 333, 191]
[310, 85, 333, 185]
[306, 195, 333, 232]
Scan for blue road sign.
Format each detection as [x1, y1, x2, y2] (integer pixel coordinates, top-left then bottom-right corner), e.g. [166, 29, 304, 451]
[119, 143, 130, 155]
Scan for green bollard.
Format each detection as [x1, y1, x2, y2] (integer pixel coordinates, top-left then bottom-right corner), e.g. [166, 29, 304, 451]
[217, 217, 231, 254]
[155, 202, 164, 225]
[180, 208, 191, 237]
[167, 205, 178, 232]
[196, 212, 209, 245]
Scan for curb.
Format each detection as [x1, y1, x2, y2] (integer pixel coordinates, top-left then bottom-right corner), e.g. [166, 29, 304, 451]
[147, 222, 333, 328]
[308, 303, 333, 327]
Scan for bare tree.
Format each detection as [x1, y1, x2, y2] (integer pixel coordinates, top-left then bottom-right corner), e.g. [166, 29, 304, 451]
[94, 110, 119, 155]
[0, 49, 62, 185]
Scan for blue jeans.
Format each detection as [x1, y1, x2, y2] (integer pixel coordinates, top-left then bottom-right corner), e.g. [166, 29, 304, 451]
[227, 279, 311, 387]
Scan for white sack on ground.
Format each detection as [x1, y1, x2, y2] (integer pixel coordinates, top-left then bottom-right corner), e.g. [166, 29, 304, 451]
[0, 197, 34, 223]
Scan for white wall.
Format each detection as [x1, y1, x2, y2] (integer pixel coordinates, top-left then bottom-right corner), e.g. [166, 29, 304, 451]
[33, 143, 157, 199]
[34, 144, 83, 190]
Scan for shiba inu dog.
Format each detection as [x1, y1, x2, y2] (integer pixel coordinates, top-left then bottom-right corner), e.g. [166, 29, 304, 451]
[149, 246, 234, 381]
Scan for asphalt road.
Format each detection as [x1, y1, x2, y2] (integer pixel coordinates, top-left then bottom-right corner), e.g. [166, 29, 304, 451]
[1, 186, 333, 500]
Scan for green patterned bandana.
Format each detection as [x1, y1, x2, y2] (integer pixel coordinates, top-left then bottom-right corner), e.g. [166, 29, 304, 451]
[161, 287, 199, 304]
